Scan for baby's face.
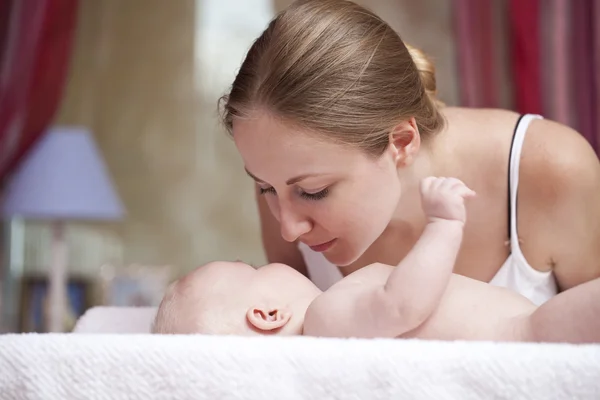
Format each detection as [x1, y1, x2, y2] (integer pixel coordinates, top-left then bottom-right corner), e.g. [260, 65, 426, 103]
[153, 261, 322, 335]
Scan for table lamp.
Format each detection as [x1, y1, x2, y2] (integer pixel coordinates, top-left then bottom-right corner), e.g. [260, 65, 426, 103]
[1, 126, 125, 332]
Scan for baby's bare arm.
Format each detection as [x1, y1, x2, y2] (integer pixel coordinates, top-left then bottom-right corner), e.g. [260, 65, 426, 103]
[304, 220, 464, 338]
[303, 177, 474, 338]
[381, 219, 464, 328]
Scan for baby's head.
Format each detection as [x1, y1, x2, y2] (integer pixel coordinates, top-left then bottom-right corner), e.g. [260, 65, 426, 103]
[151, 261, 322, 336]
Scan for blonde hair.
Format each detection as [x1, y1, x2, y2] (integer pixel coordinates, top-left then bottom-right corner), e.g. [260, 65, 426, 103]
[405, 44, 445, 109]
[219, 0, 445, 157]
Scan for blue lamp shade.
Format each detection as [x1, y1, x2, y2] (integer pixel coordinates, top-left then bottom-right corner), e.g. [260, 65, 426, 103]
[1, 126, 125, 221]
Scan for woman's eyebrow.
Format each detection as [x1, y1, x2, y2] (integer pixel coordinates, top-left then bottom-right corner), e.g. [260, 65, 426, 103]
[244, 168, 322, 185]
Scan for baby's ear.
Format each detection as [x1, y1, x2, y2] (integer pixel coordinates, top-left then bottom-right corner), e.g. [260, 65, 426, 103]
[246, 306, 292, 333]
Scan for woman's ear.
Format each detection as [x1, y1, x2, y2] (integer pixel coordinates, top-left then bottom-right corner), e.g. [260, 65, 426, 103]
[388, 118, 421, 167]
[246, 306, 292, 333]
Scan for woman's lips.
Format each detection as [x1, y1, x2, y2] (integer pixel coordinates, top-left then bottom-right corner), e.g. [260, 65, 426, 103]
[308, 239, 337, 252]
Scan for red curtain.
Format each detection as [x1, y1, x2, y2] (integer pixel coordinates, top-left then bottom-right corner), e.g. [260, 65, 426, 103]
[453, 0, 600, 153]
[508, 0, 542, 116]
[452, 0, 498, 108]
[0, 0, 79, 182]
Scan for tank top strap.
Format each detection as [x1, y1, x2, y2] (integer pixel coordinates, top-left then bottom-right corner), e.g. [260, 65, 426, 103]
[507, 114, 543, 248]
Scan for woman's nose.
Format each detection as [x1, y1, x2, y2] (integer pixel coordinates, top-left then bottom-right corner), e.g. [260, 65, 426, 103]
[278, 203, 312, 243]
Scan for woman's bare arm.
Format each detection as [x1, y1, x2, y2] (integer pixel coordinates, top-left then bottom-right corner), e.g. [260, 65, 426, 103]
[519, 119, 600, 291]
[304, 219, 465, 338]
[542, 129, 600, 290]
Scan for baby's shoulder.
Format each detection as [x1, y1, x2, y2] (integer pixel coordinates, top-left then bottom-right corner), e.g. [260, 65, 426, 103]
[304, 276, 377, 336]
[335, 263, 393, 287]
[304, 264, 399, 338]
[309, 263, 393, 312]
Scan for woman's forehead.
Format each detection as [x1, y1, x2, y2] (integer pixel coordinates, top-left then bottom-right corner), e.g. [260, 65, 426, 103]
[233, 114, 336, 151]
[232, 114, 365, 175]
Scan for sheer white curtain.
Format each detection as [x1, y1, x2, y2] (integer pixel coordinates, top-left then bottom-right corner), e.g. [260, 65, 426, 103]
[194, 0, 274, 96]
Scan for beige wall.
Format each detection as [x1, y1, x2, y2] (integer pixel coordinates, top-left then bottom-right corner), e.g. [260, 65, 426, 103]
[52, 0, 458, 277]
[54, 0, 268, 276]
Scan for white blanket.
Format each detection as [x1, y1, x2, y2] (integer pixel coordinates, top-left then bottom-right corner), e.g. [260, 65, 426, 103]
[0, 332, 599, 400]
[73, 306, 158, 333]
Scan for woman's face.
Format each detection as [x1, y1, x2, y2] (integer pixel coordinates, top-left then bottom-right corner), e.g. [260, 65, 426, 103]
[233, 113, 403, 266]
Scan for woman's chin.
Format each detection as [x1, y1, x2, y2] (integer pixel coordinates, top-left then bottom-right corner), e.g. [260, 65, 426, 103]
[323, 247, 361, 268]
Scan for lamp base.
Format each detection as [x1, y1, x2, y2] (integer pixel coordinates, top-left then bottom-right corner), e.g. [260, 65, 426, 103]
[48, 220, 67, 333]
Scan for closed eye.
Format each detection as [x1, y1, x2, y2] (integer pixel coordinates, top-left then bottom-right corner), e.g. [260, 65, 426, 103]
[258, 187, 276, 195]
[299, 188, 329, 201]
[258, 186, 330, 201]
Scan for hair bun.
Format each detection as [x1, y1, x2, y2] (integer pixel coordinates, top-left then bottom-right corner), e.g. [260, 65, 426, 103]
[405, 44, 443, 106]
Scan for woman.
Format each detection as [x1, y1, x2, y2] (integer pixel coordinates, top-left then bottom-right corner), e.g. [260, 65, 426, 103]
[219, 0, 600, 305]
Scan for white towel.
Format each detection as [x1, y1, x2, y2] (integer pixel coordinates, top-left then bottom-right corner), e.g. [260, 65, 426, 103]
[0, 333, 599, 400]
[73, 306, 157, 333]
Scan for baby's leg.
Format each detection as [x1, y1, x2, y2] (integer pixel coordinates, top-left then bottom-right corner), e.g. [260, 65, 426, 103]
[528, 277, 600, 343]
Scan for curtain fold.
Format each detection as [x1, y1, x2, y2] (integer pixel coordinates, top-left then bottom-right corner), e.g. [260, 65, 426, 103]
[571, 0, 596, 149]
[0, 0, 79, 182]
[452, 0, 499, 108]
[546, 0, 570, 127]
[509, 0, 542, 116]
[452, 0, 599, 153]
[595, 2, 600, 146]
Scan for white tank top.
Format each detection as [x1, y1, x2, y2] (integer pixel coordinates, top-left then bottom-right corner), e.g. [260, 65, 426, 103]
[298, 114, 558, 305]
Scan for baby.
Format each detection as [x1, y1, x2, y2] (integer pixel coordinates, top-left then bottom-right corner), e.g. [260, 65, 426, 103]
[152, 177, 600, 343]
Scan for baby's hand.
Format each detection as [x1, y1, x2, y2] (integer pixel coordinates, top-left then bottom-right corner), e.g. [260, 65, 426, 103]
[420, 177, 476, 224]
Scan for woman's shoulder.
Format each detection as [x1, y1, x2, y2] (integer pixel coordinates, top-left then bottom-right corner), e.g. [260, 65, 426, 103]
[444, 107, 598, 188]
[521, 117, 600, 289]
[442, 107, 521, 132]
[448, 107, 600, 289]
[518, 114, 599, 204]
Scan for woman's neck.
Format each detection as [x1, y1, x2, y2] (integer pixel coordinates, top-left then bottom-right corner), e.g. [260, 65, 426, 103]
[390, 135, 455, 227]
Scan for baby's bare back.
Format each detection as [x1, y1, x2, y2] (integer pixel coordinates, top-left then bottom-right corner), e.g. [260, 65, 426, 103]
[335, 263, 537, 341]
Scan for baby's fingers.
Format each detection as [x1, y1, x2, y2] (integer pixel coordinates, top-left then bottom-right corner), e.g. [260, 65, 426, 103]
[456, 186, 476, 198]
[437, 177, 475, 197]
[439, 177, 460, 188]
